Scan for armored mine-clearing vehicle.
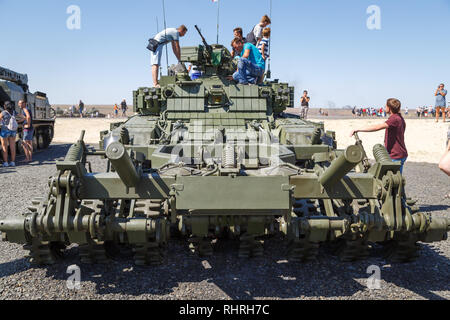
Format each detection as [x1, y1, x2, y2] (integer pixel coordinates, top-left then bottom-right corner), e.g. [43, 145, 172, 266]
[0, 28, 448, 266]
[0, 66, 55, 151]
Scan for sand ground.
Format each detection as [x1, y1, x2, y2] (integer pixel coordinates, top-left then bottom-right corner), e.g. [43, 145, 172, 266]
[53, 117, 449, 164]
[313, 118, 449, 164]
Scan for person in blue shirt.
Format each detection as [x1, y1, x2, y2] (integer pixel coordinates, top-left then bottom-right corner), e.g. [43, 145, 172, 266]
[435, 83, 447, 123]
[229, 38, 265, 85]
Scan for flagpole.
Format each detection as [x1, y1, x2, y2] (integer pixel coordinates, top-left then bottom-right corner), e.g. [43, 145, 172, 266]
[162, 0, 169, 74]
[216, 0, 220, 44]
[156, 16, 162, 78]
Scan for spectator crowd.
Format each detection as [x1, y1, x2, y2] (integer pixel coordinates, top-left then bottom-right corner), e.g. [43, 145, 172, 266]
[352, 107, 388, 118]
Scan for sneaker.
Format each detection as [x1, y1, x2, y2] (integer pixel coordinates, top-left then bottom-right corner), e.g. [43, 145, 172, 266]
[2, 162, 8, 167]
[9, 162, 15, 167]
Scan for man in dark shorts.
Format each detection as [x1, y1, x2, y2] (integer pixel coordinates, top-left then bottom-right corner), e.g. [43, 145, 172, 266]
[18, 100, 34, 163]
[350, 98, 408, 173]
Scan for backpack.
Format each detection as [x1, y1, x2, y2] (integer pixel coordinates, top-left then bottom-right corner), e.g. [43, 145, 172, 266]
[246, 26, 257, 45]
[5, 111, 18, 131]
[146, 38, 160, 52]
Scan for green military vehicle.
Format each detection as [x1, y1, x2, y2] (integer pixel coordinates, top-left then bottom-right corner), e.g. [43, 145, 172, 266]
[0, 28, 448, 266]
[0, 66, 55, 152]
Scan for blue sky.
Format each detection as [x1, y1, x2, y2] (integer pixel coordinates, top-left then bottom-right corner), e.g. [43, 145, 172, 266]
[0, 0, 449, 108]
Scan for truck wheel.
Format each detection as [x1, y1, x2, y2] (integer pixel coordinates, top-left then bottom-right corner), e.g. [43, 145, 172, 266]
[17, 140, 25, 155]
[32, 134, 38, 151]
[43, 128, 52, 149]
[37, 133, 46, 150]
[44, 127, 53, 148]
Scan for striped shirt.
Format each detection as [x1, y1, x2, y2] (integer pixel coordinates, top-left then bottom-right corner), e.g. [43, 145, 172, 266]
[257, 37, 270, 59]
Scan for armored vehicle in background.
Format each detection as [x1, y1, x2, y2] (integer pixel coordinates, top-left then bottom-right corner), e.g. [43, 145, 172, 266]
[0, 28, 448, 266]
[0, 66, 55, 151]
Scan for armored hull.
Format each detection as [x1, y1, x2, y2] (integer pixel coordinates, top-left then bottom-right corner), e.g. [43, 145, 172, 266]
[0, 40, 448, 266]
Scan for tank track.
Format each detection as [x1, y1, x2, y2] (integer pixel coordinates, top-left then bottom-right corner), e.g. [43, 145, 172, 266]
[287, 239, 320, 263]
[382, 237, 420, 263]
[132, 200, 167, 266]
[288, 199, 321, 262]
[330, 237, 370, 262]
[23, 237, 66, 265]
[238, 234, 264, 258]
[189, 237, 214, 257]
[328, 200, 370, 262]
[78, 237, 117, 264]
[133, 243, 165, 266]
[23, 198, 67, 265]
[78, 200, 117, 264]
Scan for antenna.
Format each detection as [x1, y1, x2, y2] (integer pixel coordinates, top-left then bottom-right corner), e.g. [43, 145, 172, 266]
[267, 0, 272, 79]
[156, 16, 162, 78]
[162, 0, 169, 75]
[216, 0, 220, 44]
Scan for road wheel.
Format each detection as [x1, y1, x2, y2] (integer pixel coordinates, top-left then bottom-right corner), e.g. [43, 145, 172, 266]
[43, 130, 51, 149]
[32, 133, 38, 150]
[37, 133, 46, 150]
[17, 139, 25, 155]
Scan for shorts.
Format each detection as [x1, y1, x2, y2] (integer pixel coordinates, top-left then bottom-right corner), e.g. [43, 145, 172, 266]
[151, 44, 164, 66]
[0, 129, 17, 139]
[23, 129, 34, 141]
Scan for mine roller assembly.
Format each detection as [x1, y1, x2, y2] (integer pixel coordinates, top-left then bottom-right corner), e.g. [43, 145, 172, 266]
[0, 131, 448, 266]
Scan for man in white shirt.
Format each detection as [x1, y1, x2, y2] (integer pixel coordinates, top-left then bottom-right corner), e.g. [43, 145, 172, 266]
[150, 25, 188, 87]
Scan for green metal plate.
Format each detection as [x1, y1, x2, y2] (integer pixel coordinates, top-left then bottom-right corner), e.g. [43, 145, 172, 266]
[175, 176, 290, 211]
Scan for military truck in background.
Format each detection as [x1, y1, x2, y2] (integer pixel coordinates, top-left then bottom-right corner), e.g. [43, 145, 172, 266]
[0, 66, 55, 153]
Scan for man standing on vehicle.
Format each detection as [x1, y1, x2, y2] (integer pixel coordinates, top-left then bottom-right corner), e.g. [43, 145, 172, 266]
[148, 25, 188, 88]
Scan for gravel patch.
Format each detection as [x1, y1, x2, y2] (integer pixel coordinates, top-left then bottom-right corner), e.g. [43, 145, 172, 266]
[0, 144, 448, 300]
